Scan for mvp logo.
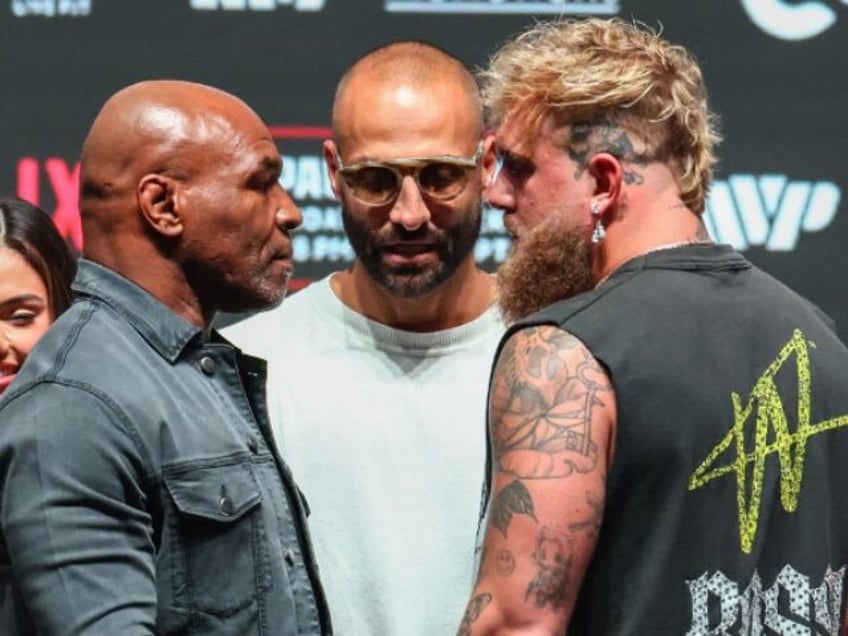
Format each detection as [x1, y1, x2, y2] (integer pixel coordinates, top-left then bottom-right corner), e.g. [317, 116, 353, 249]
[703, 175, 841, 251]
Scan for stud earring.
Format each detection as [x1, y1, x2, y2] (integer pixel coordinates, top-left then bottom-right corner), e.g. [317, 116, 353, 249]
[590, 202, 605, 244]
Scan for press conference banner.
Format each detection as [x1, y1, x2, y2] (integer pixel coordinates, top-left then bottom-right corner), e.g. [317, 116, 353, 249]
[1, 0, 845, 335]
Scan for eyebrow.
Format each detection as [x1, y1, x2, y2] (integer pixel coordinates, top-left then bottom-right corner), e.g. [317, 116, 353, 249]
[0, 294, 46, 311]
[498, 147, 532, 165]
[256, 154, 283, 175]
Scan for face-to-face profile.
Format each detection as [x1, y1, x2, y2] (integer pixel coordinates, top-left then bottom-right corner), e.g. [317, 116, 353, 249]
[0, 247, 52, 394]
[176, 108, 302, 314]
[489, 115, 596, 322]
[327, 74, 492, 298]
[489, 114, 593, 242]
[80, 82, 302, 323]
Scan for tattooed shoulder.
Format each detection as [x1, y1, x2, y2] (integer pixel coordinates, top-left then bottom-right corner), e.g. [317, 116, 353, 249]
[497, 325, 587, 383]
[490, 326, 612, 480]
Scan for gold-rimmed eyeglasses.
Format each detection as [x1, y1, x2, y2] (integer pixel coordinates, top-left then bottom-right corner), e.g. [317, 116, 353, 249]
[334, 141, 484, 207]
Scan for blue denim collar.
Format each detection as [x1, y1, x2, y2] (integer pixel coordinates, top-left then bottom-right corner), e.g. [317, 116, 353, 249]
[72, 259, 203, 363]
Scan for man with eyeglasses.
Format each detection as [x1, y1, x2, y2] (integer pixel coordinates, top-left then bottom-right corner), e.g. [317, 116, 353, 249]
[224, 41, 503, 635]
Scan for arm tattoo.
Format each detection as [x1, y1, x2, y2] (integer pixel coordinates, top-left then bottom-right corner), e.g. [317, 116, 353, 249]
[491, 479, 537, 536]
[525, 526, 572, 611]
[457, 593, 493, 636]
[491, 327, 611, 480]
[496, 549, 516, 576]
[567, 118, 650, 185]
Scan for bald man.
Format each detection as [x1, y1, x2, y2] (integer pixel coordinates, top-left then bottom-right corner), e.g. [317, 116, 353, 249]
[224, 42, 503, 634]
[0, 81, 331, 635]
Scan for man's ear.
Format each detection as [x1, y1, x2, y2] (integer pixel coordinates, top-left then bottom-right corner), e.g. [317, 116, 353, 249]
[587, 152, 623, 219]
[138, 174, 182, 237]
[323, 139, 343, 202]
[479, 131, 497, 191]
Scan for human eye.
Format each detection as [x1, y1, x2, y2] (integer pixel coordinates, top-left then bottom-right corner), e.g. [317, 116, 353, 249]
[498, 149, 535, 181]
[248, 156, 283, 191]
[419, 162, 466, 196]
[8, 309, 38, 327]
[345, 166, 398, 204]
[249, 172, 279, 191]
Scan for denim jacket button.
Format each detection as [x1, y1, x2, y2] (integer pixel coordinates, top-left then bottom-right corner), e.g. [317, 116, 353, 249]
[219, 495, 235, 515]
[247, 436, 260, 454]
[199, 356, 216, 375]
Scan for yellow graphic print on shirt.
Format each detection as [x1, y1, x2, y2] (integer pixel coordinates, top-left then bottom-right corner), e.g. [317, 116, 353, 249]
[688, 329, 848, 554]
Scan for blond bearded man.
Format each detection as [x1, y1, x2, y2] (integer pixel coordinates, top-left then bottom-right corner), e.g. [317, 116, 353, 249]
[460, 19, 848, 635]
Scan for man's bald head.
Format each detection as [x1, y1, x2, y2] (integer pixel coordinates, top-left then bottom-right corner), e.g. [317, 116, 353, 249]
[80, 80, 259, 223]
[323, 41, 495, 302]
[77, 79, 299, 325]
[332, 41, 483, 149]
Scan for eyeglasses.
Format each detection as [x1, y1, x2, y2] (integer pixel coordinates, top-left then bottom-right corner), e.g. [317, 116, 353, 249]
[334, 141, 484, 207]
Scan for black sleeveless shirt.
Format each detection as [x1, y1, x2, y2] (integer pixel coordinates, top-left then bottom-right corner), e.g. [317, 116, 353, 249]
[493, 244, 848, 634]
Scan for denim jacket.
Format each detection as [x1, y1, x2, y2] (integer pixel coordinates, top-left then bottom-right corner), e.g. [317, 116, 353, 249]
[0, 260, 331, 635]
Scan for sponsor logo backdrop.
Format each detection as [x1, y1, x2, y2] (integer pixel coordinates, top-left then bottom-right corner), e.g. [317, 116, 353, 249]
[1, 1, 845, 334]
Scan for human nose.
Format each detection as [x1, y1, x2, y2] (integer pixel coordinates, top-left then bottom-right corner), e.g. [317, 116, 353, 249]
[484, 169, 515, 212]
[388, 175, 431, 231]
[275, 187, 302, 231]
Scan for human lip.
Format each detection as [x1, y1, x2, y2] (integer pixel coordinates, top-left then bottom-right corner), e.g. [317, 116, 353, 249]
[0, 365, 18, 392]
[381, 242, 438, 264]
[268, 248, 294, 282]
[272, 244, 293, 264]
[383, 242, 436, 254]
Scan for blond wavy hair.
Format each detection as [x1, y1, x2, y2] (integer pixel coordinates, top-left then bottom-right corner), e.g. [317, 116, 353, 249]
[480, 18, 721, 213]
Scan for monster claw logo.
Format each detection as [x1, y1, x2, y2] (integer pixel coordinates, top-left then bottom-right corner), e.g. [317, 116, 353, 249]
[688, 329, 848, 554]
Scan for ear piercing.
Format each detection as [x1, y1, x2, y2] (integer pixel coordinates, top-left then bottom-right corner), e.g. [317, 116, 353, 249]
[591, 201, 605, 244]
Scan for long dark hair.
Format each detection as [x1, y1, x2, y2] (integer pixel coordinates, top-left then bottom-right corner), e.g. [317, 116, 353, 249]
[0, 197, 77, 318]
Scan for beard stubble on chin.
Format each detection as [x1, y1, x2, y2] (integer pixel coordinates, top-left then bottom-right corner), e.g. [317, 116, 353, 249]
[183, 255, 289, 316]
[342, 199, 482, 298]
[497, 214, 595, 324]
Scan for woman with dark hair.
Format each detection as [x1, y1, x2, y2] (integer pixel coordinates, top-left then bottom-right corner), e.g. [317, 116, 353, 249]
[0, 197, 76, 394]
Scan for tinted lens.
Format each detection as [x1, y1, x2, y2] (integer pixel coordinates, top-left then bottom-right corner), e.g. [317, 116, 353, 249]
[345, 166, 399, 204]
[418, 162, 470, 199]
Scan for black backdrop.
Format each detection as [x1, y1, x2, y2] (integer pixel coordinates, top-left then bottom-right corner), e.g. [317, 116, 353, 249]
[1, 0, 846, 334]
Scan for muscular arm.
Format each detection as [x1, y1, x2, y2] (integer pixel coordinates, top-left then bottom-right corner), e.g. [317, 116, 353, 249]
[459, 325, 616, 635]
[0, 384, 156, 635]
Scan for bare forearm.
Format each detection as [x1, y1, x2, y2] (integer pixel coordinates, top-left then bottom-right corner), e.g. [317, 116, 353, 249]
[458, 585, 563, 635]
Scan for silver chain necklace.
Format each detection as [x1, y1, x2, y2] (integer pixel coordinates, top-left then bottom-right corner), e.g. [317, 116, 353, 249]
[595, 240, 713, 288]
